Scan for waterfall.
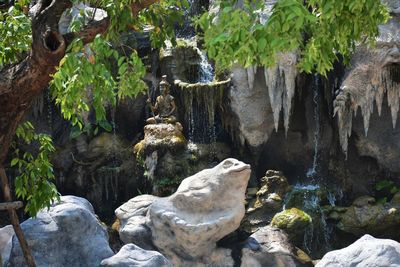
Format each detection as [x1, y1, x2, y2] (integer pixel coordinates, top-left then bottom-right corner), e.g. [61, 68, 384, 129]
[177, 80, 228, 143]
[283, 184, 340, 257]
[307, 75, 321, 179]
[198, 50, 214, 83]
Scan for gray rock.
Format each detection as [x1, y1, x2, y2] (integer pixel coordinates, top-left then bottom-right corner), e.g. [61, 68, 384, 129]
[148, 158, 251, 266]
[6, 196, 114, 267]
[0, 225, 14, 266]
[382, 0, 400, 13]
[241, 226, 311, 267]
[101, 244, 172, 267]
[116, 194, 158, 249]
[316, 234, 400, 267]
[229, 67, 275, 148]
[326, 195, 400, 238]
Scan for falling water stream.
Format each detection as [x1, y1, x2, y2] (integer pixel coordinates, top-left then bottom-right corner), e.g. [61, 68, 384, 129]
[306, 75, 321, 179]
[283, 76, 341, 256]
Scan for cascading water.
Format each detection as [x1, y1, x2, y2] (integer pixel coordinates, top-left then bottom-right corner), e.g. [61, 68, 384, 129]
[198, 50, 214, 83]
[306, 75, 321, 179]
[282, 76, 342, 257]
[176, 40, 224, 145]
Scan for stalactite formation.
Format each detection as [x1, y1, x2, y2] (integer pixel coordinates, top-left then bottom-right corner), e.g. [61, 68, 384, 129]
[263, 52, 298, 134]
[334, 46, 400, 156]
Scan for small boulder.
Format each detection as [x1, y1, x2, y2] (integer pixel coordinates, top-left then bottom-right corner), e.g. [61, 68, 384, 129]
[115, 194, 158, 249]
[326, 195, 400, 238]
[241, 226, 312, 267]
[316, 235, 400, 267]
[5, 196, 113, 267]
[270, 208, 312, 243]
[133, 123, 186, 157]
[101, 244, 172, 267]
[242, 170, 290, 233]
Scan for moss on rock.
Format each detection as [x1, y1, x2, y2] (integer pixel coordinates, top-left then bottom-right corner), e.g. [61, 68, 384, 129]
[271, 208, 312, 243]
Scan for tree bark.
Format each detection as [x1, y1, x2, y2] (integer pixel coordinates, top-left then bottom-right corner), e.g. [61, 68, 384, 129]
[0, 201, 24, 210]
[0, 168, 36, 267]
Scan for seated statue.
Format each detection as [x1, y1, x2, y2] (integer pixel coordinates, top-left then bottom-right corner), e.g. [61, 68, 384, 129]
[146, 75, 177, 124]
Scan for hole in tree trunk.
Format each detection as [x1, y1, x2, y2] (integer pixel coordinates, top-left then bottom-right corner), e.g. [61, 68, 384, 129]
[45, 31, 61, 51]
[43, 0, 52, 8]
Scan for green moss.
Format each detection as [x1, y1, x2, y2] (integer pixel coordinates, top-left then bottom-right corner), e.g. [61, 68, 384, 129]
[271, 208, 312, 231]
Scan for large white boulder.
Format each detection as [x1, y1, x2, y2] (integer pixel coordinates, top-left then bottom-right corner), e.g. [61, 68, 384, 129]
[5, 196, 114, 267]
[316, 234, 400, 267]
[148, 158, 251, 265]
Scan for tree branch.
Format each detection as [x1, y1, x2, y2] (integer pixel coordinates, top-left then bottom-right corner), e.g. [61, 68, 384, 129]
[64, 16, 110, 46]
[131, 0, 158, 16]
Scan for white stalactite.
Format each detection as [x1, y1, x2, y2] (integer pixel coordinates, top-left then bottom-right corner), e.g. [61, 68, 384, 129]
[263, 52, 298, 134]
[335, 61, 400, 156]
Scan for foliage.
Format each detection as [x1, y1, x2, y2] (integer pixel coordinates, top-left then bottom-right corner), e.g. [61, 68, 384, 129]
[10, 122, 60, 217]
[69, 119, 114, 139]
[0, 0, 31, 66]
[375, 179, 400, 203]
[198, 0, 390, 75]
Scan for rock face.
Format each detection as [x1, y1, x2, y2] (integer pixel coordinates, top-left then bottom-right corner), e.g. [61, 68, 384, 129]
[52, 131, 140, 220]
[115, 194, 158, 249]
[5, 196, 113, 267]
[148, 158, 251, 265]
[241, 226, 312, 267]
[101, 244, 172, 267]
[334, 15, 400, 158]
[316, 234, 400, 267]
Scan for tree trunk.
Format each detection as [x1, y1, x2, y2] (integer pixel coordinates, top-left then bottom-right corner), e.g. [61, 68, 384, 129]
[0, 168, 36, 267]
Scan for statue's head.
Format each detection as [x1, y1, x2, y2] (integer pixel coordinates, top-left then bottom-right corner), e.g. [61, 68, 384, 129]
[159, 75, 170, 95]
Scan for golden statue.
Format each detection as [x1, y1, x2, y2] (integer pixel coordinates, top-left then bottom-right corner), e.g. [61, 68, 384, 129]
[146, 75, 177, 124]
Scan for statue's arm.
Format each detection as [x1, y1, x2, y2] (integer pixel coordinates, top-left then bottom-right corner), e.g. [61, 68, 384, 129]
[168, 99, 176, 116]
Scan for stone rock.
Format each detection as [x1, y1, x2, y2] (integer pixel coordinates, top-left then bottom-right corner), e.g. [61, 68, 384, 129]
[133, 123, 186, 157]
[270, 208, 312, 243]
[257, 170, 291, 201]
[0, 226, 14, 266]
[100, 244, 172, 267]
[148, 158, 251, 265]
[316, 234, 400, 267]
[326, 195, 400, 238]
[242, 170, 290, 233]
[115, 194, 159, 249]
[241, 226, 312, 267]
[159, 39, 202, 83]
[229, 67, 275, 148]
[5, 196, 113, 267]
